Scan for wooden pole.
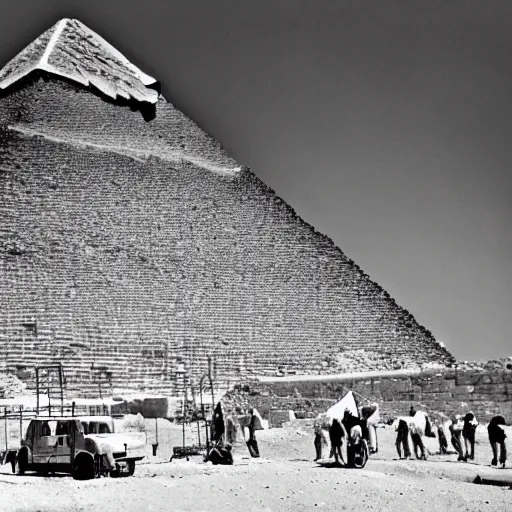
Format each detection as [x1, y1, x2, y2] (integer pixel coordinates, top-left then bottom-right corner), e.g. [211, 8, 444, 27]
[47, 369, 51, 417]
[36, 368, 39, 415]
[4, 409, 8, 452]
[19, 407, 23, 445]
[59, 364, 64, 416]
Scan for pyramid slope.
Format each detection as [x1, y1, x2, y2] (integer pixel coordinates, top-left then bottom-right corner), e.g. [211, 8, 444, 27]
[0, 18, 159, 103]
[0, 21, 454, 396]
[0, 75, 454, 397]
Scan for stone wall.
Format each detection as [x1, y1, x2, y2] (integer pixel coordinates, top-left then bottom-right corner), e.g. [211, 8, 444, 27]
[0, 73, 453, 398]
[230, 367, 512, 423]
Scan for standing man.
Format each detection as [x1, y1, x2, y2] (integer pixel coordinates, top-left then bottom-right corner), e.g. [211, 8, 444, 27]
[395, 418, 411, 459]
[462, 411, 478, 461]
[225, 409, 239, 447]
[313, 420, 329, 461]
[488, 415, 507, 468]
[435, 419, 449, 454]
[245, 408, 261, 458]
[329, 418, 345, 465]
[211, 402, 225, 445]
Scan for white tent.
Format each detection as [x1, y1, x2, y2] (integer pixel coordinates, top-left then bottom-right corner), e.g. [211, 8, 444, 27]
[325, 391, 359, 420]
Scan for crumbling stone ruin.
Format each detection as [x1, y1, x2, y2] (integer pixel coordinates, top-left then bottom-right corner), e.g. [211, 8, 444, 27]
[0, 19, 454, 398]
[237, 357, 512, 424]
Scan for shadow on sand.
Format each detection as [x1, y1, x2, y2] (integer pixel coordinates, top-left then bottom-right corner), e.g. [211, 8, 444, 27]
[314, 460, 348, 469]
[0, 471, 70, 479]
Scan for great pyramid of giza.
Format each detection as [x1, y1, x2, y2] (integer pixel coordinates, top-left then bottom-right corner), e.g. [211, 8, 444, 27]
[0, 19, 454, 398]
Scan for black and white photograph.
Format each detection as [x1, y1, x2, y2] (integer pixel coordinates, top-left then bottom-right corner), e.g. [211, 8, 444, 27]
[0, 1, 511, 511]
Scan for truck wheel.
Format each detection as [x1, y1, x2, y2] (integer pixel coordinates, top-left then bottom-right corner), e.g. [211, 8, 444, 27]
[73, 459, 95, 480]
[127, 461, 136, 476]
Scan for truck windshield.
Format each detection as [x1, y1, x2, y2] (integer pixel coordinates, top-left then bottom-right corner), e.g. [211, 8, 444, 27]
[40, 420, 57, 436]
[82, 422, 111, 434]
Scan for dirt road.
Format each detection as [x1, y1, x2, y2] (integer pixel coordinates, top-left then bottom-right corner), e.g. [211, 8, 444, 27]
[1, 424, 511, 512]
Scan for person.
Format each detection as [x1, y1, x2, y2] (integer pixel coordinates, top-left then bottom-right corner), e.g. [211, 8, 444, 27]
[41, 421, 51, 437]
[225, 409, 239, 446]
[488, 415, 507, 468]
[424, 414, 436, 438]
[329, 418, 345, 464]
[410, 422, 427, 460]
[462, 411, 478, 460]
[211, 402, 225, 445]
[395, 418, 411, 459]
[409, 405, 416, 417]
[435, 419, 449, 454]
[360, 404, 379, 454]
[245, 408, 261, 458]
[208, 443, 234, 465]
[342, 408, 362, 443]
[313, 420, 329, 461]
[449, 414, 466, 462]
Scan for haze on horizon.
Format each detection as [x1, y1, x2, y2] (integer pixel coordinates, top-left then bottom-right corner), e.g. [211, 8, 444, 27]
[0, 0, 510, 362]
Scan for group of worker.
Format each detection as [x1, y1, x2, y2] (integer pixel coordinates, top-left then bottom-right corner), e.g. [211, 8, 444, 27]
[207, 406, 263, 465]
[314, 406, 379, 464]
[313, 404, 508, 469]
[208, 401, 508, 469]
[395, 406, 507, 468]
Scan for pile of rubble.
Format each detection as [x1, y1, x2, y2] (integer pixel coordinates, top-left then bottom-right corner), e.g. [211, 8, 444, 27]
[327, 349, 420, 374]
[453, 356, 512, 372]
[0, 372, 28, 398]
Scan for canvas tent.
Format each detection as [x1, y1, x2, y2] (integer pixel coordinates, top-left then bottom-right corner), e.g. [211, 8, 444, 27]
[325, 391, 359, 420]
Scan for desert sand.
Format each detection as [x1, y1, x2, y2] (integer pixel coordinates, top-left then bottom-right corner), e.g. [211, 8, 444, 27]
[1, 422, 511, 512]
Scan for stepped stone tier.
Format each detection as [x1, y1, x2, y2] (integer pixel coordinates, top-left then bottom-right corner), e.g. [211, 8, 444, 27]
[0, 19, 454, 398]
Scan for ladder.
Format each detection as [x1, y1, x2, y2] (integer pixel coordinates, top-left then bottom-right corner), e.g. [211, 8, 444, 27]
[35, 364, 64, 416]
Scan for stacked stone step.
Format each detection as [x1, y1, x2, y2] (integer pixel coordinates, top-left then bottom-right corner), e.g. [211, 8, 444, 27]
[0, 76, 454, 399]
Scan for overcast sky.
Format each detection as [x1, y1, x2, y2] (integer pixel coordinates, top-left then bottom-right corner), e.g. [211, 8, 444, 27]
[1, 1, 511, 361]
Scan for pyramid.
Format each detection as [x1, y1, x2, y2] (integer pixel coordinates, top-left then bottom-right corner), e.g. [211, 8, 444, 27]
[0, 19, 454, 397]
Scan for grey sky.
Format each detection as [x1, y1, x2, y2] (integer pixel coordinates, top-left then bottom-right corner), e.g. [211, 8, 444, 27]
[1, 1, 510, 360]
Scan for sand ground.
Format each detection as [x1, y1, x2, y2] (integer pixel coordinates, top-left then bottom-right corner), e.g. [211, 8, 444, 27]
[1, 423, 511, 512]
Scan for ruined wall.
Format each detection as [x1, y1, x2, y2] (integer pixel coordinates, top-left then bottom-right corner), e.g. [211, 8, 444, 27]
[0, 75, 453, 398]
[236, 367, 512, 423]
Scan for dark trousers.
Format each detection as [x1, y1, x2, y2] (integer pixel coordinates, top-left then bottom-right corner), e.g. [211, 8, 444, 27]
[314, 434, 323, 460]
[331, 443, 343, 464]
[411, 433, 426, 460]
[396, 422, 411, 459]
[247, 431, 260, 458]
[438, 428, 448, 454]
[463, 428, 476, 460]
[490, 440, 507, 466]
[451, 431, 466, 461]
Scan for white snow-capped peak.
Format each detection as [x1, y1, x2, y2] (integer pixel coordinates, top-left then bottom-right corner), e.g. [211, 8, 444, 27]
[0, 18, 160, 104]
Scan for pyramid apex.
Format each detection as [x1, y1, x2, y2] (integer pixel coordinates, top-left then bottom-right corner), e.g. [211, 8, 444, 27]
[0, 18, 159, 104]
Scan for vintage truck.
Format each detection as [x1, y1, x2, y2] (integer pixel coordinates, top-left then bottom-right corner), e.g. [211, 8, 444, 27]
[15, 415, 146, 479]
